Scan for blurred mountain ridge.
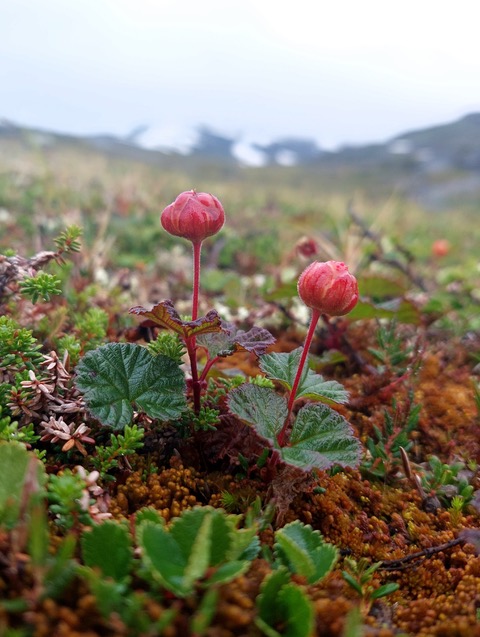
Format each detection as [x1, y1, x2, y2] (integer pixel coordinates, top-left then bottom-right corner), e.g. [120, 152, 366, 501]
[1, 114, 480, 211]
[2, 113, 480, 171]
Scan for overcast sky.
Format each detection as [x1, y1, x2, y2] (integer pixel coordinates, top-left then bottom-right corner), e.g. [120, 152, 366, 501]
[1, 0, 479, 151]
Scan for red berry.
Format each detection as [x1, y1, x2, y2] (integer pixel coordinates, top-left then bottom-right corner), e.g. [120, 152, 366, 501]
[297, 260, 359, 316]
[160, 190, 225, 244]
[431, 239, 450, 258]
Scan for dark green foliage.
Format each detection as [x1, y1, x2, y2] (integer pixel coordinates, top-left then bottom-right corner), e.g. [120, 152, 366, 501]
[81, 521, 133, 581]
[19, 271, 62, 303]
[255, 567, 314, 637]
[274, 520, 338, 584]
[75, 343, 187, 429]
[228, 384, 362, 471]
[90, 424, 144, 479]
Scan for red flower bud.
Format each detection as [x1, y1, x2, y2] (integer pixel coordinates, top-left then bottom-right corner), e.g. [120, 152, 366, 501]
[297, 260, 359, 316]
[160, 190, 225, 244]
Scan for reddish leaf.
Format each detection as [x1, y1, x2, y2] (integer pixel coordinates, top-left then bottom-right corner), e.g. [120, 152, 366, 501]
[130, 301, 223, 339]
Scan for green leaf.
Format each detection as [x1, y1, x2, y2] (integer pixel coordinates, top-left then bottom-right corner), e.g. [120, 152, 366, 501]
[139, 521, 191, 596]
[341, 571, 363, 596]
[348, 299, 420, 324]
[256, 566, 291, 626]
[0, 443, 46, 529]
[357, 275, 407, 300]
[138, 506, 243, 597]
[280, 403, 362, 471]
[274, 520, 338, 584]
[81, 520, 133, 581]
[227, 384, 288, 444]
[259, 348, 348, 404]
[43, 533, 77, 599]
[130, 301, 223, 338]
[205, 560, 251, 585]
[190, 588, 219, 636]
[277, 583, 314, 637]
[370, 582, 400, 599]
[256, 568, 314, 637]
[75, 343, 186, 429]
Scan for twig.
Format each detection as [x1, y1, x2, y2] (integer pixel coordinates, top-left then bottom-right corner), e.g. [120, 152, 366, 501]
[379, 537, 464, 571]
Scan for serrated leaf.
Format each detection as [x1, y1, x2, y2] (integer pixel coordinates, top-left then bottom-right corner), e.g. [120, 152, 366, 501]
[138, 507, 240, 597]
[139, 521, 190, 596]
[75, 343, 186, 429]
[227, 384, 287, 444]
[197, 321, 275, 358]
[256, 568, 314, 637]
[259, 348, 348, 404]
[259, 348, 304, 392]
[130, 300, 223, 338]
[256, 566, 291, 626]
[280, 403, 362, 471]
[81, 521, 133, 581]
[274, 520, 338, 584]
[277, 583, 314, 637]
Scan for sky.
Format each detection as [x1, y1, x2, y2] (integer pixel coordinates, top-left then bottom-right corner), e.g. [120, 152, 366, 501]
[1, 0, 479, 154]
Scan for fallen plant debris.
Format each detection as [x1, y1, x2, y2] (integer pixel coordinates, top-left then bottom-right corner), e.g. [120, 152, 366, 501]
[1, 187, 480, 637]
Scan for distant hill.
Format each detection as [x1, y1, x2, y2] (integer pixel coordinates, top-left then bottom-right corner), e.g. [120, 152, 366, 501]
[1, 113, 480, 209]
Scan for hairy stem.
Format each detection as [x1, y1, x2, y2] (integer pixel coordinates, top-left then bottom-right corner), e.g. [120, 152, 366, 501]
[188, 241, 203, 413]
[192, 241, 202, 321]
[277, 308, 321, 447]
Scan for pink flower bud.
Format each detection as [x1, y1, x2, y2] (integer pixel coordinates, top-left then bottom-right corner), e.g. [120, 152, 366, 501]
[161, 190, 225, 244]
[297, 260, 359, 316]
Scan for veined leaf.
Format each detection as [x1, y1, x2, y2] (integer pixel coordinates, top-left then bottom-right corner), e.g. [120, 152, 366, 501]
[138, 506, 248, 597]
[197, 321, 275, 358]
[81, 521, 133, 581]
[259, 348, 348, 404]
[256, 567, 314, 637]
[130, 300, 223, 338]
[75, 343, 186, 429]
[274, 520, 338, 584]
[227, 384, 288, 444]
[280, 403, 362, 471]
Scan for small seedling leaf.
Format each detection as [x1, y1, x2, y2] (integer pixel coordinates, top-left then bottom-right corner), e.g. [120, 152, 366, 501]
[75, 343, 186, 429]
[274, 520, 338, 584]
[227, 384, 288, 444]
[280, 403, 362, 471]
[81, 520, 133, 581]
[341, 571, 364, 596]
[370, 582, 400, 600]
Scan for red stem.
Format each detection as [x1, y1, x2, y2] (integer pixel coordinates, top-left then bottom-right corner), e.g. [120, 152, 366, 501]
[192, 241, 202, 321]
[188, 241, 203, 413]
[277, 308, 321, 447]
[199, 355, 219, 383]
